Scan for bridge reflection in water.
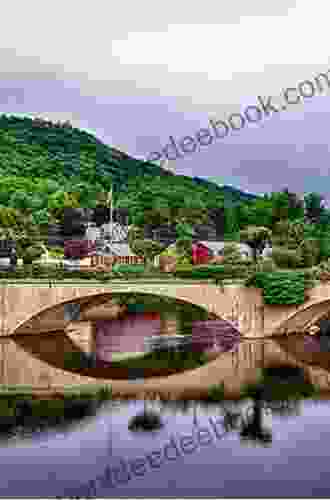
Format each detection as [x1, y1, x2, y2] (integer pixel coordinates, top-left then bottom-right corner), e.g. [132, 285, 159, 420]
[2, 291, 330, 397]
[3, 327, 330, 399]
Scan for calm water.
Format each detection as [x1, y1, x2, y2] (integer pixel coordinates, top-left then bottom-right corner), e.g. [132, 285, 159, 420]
[2, 295, 330, 497]
[1, 398, 330, 497]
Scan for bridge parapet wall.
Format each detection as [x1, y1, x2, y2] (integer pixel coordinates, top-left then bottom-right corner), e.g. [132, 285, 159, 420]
[0, 283, 266, 337]
[2, 281, 330, 338]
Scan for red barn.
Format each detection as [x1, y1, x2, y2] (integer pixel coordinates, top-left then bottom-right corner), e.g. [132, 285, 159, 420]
[192, 242, 211, 265]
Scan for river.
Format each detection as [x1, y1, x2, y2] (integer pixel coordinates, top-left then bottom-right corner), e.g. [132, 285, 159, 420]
[1, 296, 330, 497]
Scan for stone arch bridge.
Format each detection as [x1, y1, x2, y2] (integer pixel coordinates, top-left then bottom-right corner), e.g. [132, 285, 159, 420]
[2, 281, 330, 341]
[2, 281, 330, 396]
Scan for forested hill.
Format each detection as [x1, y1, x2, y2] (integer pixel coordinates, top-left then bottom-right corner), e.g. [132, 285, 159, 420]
[0, 114, 259, 205]
[191, 177, 259, 204]
[0, 114, 171, 191]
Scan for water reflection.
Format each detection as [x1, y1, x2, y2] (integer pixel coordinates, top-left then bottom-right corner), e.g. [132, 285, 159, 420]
[0, 390, 111, 444]
[61, 397, 329, 497]
[0, 391, 330, 496]
[5, 293, 330, 495]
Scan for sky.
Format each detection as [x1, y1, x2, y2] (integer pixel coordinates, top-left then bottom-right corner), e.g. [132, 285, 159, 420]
[1, 1, 330, 201]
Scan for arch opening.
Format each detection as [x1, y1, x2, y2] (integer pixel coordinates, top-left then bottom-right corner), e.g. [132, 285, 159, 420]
[11, 290, 242, 381]
[12, 290, 242, 336]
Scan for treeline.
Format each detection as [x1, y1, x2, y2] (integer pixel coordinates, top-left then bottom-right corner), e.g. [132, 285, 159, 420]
[0, 113, 169, 193]
[1, 114, 330, 272]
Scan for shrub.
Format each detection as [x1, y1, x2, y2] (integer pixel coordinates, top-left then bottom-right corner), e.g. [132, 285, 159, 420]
[222, 243, 244, 265]
[174, 265, 225, 280]
[315, 259, 330, 282]
[112, 264, 145, 274]
[174, 264, 193, 273]
[47, 246, 64, 258]
[318, 237, 330, 262]
[271, 246, 303, 269]
[174, 264, 251, 280]
[298, 239, 319, 268]
[245, 271, 309, 304]
[22, 245, 44, 265]
[318, 258, 330, 271]
[255, 257, 277, 273]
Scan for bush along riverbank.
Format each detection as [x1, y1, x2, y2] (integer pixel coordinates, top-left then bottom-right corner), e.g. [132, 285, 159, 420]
[0, 385, 112, 440]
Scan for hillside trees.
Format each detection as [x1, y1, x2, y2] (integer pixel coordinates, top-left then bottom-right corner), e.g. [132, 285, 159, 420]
[0, 207, 44, 264]
[239, 226, 272, 262]
[48, 191, 81, 223]
[270, 188, 304, 225]
[128, 225, 165, 271]
[0, 114, 166, 191]
[304, 192, 327, 224]
[120, 175, 215, 228]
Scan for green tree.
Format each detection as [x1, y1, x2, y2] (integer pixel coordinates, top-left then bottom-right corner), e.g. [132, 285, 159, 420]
[48, 191, 80, 223]
[318, 236, 330, 262]
[21, 244, 44, 265]
[244, 196, 274, 228]
[32, 208, 51, 227]
[224, 206, 240, 236]
[287, 221, 305, 248]
[130, 240, 165, 272]
[122, 175, 211, 229]
[239, 226, 272, 262]
[298, 239, 319, 268]
[175, 222, 194, 264]
[270, 188, 304, 226]
[222, 243, 243, 265]
[304, 192, 326, 224]
[128, 226, 165, 271]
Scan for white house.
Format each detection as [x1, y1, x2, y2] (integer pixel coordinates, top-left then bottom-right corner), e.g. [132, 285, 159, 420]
[198, 241, 253, 259]
[84, 222, 129, 243]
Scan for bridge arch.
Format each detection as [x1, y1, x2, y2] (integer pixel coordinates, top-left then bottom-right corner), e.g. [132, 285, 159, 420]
[12, 288, 240, 336]
[274, 298, 330, 335]
[4, 282, 261, 338]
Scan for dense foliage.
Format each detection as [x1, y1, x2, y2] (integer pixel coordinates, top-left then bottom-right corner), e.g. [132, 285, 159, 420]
[0, 114, 258, 230]
[2, 113, 330, 297]
[174, 264, 252, 280]
[245, 271, 315, 305]
[0, 114, 168, 192]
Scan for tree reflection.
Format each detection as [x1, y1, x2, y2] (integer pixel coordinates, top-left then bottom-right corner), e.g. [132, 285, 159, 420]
[267, 398, 301, 418]
[239, 392, 272, 446]
[222, 404, 242, 432]
[128, 398, 164, 433]
[199, 364, 315, 447]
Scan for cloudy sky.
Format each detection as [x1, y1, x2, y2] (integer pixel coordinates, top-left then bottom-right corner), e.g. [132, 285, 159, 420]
[1, 1, 330, 201]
